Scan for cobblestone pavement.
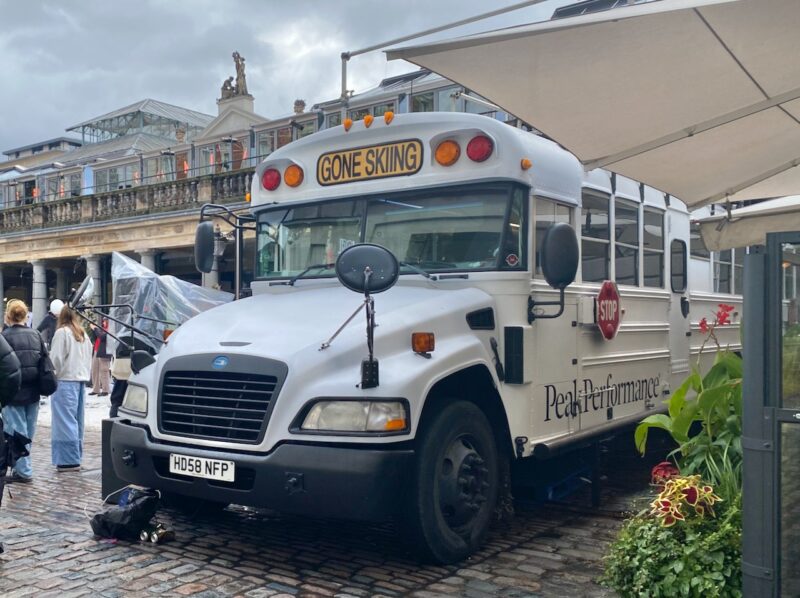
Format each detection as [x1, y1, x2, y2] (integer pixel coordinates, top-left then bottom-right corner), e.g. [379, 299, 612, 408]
[0, 424, 660, 597]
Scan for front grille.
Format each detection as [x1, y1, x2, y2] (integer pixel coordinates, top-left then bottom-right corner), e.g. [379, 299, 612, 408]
[160, 370, 277, 443]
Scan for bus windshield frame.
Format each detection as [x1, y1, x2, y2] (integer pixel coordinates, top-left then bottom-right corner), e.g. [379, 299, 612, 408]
[255, 182, 528, 281]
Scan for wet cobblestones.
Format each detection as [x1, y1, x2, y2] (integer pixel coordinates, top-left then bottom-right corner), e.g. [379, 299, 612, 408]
[0, 426, 657, 596]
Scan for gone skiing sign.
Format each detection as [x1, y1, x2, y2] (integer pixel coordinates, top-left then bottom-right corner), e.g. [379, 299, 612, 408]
[596, 281, 621, 340]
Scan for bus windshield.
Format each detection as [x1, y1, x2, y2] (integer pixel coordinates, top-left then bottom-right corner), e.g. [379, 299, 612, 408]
[256, 183, 527, 280]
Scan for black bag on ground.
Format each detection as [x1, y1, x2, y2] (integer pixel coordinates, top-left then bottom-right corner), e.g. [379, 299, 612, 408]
[90, 488, 160, 540]
[37, 353, 57, 396]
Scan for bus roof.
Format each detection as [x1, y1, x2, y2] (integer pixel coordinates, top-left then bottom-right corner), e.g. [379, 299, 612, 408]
[250, 112, 584, 209]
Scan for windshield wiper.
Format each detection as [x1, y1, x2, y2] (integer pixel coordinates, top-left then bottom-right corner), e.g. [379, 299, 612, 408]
[400, 261, 434, 280]
[279, 263, 335, 286]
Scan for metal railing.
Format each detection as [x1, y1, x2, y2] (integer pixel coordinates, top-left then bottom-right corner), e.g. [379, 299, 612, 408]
[0, 168, 254, 234]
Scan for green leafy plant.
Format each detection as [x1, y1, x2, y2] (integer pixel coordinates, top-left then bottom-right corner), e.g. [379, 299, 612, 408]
[601, 493, 742, 597]
[635, 304, 742, 501]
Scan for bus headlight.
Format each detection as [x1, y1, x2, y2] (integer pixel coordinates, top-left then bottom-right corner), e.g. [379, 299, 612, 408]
[121, 384, 148, 415]
[300, 400, 408, 433]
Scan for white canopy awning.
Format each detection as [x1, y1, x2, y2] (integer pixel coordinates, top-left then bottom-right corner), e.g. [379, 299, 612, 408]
[387, 0, 800, 209]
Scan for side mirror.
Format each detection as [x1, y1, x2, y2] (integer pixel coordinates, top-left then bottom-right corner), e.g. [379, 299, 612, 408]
[69, 276, 95, 309]
[334, 244, 400, 390]
[529, 223, 578, 322]
[194, 221, 215, 273]
[335, 243, 400, 295]
[130, 350, 156, 374]
[540, 222, 579, 290]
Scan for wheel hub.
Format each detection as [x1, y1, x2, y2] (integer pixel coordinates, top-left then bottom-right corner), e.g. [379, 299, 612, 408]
[438, 436, 490, 528]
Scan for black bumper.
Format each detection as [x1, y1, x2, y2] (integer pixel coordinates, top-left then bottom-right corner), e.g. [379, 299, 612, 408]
[109, 420, 413, 522]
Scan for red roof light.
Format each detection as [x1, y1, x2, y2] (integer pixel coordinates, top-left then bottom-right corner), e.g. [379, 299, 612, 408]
[261, 168, 281, 191]
[466, 135, 494, 162]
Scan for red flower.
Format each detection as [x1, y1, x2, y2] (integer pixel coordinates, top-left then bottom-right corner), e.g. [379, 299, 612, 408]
[718, 303, 735, 313]
[717, 310, 730, 326]
[651, 461, 680, 485]
[699, 317, 709, 333]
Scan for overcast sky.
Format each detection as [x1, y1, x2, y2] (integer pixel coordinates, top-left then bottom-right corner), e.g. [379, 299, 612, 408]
[0, 0, 571, 154]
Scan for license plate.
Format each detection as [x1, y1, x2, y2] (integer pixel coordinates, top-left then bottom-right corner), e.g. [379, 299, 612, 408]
[169, 453, 235, 482]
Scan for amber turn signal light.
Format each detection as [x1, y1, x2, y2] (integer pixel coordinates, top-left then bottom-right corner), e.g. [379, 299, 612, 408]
[412, 332, 435, 354]
[521, 158, 532, 170]
[284, 164, 304, 187]
[434, 140, 460, 166]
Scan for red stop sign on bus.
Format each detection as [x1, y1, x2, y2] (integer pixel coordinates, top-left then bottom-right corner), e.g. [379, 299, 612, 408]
[596, 280, 621, 340]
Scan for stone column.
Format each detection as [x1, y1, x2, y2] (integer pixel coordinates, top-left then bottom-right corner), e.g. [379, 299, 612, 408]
[83, 254, 102, 306]
[55, 267, 70, 301]
[138, 249, 158, 273]
[31, 260, 48, 327]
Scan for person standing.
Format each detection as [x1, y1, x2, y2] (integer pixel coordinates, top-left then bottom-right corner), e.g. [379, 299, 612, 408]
[49, 306, 92, 471]
[1, 300, 50, 483]
[89, 318, 111, 397]
[0, 334, 21, 407]
[0, 332, 21, 555]
[37, 299, 64, 349]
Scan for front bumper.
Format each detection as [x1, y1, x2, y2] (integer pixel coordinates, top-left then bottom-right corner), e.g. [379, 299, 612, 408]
[110, 419, 413, 522]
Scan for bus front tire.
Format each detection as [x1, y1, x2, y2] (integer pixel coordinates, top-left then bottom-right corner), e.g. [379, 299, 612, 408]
[404, 401, 499, 564]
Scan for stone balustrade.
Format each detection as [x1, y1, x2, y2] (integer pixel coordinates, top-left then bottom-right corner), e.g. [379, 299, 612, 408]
[0, 169, 254, 234]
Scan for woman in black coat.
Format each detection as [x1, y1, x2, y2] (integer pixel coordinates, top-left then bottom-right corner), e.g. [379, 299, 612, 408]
[0, 333, 21, 406]
[2, 300, 49, 483]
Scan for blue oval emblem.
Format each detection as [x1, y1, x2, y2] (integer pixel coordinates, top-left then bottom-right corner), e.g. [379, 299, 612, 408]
[212, 356, 229, 370]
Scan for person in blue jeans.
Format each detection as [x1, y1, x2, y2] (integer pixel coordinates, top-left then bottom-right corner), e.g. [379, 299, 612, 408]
[2, 300, 49, 483]
[49, 306, 92, 471]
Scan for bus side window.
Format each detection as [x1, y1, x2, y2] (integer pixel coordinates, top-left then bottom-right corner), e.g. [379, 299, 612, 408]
[534, 197, 572, 276]
[581, 191, 610, 282]
[670, 239, 687, 293]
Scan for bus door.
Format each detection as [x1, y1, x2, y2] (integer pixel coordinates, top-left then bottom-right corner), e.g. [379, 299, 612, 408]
[667, 222, 691, 390]
[530, 294, 580, 440]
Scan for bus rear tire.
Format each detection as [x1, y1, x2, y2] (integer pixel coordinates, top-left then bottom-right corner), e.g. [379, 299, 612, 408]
[404, 401, 499, 564]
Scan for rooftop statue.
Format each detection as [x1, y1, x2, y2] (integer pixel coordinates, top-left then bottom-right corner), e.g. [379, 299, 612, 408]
[220, 76, 234, 99]
[233, 51, 248, 96]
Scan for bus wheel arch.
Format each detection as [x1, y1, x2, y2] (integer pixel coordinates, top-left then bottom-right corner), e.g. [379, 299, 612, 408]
[417, 364, 513, 456]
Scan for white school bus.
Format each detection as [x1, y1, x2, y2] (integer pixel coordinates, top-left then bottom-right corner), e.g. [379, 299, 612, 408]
[109, 112, 741, 563]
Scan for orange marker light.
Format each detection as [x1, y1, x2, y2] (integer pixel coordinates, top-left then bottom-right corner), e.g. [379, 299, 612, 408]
[245, 192, 251, 202]
[434, 140, 460, 166]
[384, 418, 407, 431]
[343, 118, 353, 131]
[412, 332, 435, 353]
[521, 158, 532, 170]
[384, 111, 394, 124]
[364, 114, 374, 128]
[284, 164, 304, 187]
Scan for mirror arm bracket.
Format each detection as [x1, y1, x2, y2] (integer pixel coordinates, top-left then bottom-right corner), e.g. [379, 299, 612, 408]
[528, 288, 566, 323]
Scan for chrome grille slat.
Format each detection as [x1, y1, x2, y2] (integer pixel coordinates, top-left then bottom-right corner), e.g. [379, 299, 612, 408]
[160, 370, 277, 443]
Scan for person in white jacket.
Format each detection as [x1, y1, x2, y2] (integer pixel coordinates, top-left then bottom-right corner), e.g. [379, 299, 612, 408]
[49, 306, 92, 471]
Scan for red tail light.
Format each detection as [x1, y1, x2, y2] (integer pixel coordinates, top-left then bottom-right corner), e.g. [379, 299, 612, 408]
[261, 168, 281, 191]
[466, 135, 493, 162]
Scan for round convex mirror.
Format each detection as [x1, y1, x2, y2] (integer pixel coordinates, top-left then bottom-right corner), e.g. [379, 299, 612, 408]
[69, 276, 95, 309]
[194, 221, 215, 273]
[335, 244, 400, 294]
[540, 222, 579, 290]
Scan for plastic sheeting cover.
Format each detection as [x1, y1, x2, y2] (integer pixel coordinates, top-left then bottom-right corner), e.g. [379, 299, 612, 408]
[110, 252, 233, 347]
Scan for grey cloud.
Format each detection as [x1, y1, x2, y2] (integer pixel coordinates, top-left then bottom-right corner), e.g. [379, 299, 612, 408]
[0, 0, 569, 152]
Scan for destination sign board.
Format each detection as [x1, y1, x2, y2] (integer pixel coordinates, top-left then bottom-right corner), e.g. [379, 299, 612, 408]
[317, 139, 423, 186]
